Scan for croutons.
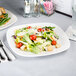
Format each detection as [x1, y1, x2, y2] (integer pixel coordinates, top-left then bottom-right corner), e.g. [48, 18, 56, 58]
[34, 38, 44, 43]
[36, 38, 41, 41]
[34, 38, 41, 42]
[20, 45, 27, 51]
[47, 45, 53, 51]
[55, 44, 61, 48]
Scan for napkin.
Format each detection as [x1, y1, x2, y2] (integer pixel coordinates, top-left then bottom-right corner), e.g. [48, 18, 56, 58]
[66, 26, 76, 41]
[0, 41, 16, 63]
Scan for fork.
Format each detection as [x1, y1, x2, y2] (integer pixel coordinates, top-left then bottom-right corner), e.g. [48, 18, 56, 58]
[0, 40, 12, 61]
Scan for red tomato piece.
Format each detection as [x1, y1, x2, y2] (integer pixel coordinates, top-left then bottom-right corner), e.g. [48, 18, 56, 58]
[27, 26, 32, 29]
[30, 35, 37, 40]
[51, 40, 57, 45]
[42, 29, 44, 32]
[37, 28, 44, 32]
[16, 42, 23, 48]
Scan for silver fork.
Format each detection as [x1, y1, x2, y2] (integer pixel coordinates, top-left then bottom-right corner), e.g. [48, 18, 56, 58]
[0, 40, 11, 61]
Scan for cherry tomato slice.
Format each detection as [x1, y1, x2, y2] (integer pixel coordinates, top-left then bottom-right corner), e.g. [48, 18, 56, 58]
[37, 28, 44, 32]
[51, 40, 57, 45]
[27, 26, 32, 29]
[42, 29, 44, 32]
[16, 42, 23, 48]
[30, 35, 37, 40]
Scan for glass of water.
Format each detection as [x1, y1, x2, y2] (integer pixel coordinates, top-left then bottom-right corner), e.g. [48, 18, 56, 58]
[72, 0, 76, 29]
[68, 0, 76, 41]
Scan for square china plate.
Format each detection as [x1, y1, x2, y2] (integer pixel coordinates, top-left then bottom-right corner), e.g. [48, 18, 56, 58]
[6, 23, 70, 57]
[0, 9, 17, 30]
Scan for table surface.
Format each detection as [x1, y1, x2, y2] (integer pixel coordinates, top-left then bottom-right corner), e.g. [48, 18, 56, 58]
[0, 0, 76, 76]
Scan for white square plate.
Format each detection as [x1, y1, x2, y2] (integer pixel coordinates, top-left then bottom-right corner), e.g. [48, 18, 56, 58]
[6, 23, 70, 57]
[0, 9, 17, 30]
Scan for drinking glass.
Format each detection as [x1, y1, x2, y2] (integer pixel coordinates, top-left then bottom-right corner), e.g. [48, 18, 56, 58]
[23, 0, 40, 17]
[32, 0, 40, 17]
[72, 0, 76, 29]
[66, 0, 76, 41]
[71, 0, 76, 40]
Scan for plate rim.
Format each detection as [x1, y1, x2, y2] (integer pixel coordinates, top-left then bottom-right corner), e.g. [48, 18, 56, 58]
[6, 22, 70, 57]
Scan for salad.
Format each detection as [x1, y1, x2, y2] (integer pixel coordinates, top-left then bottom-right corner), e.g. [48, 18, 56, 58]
[13, 25, 61, 54]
